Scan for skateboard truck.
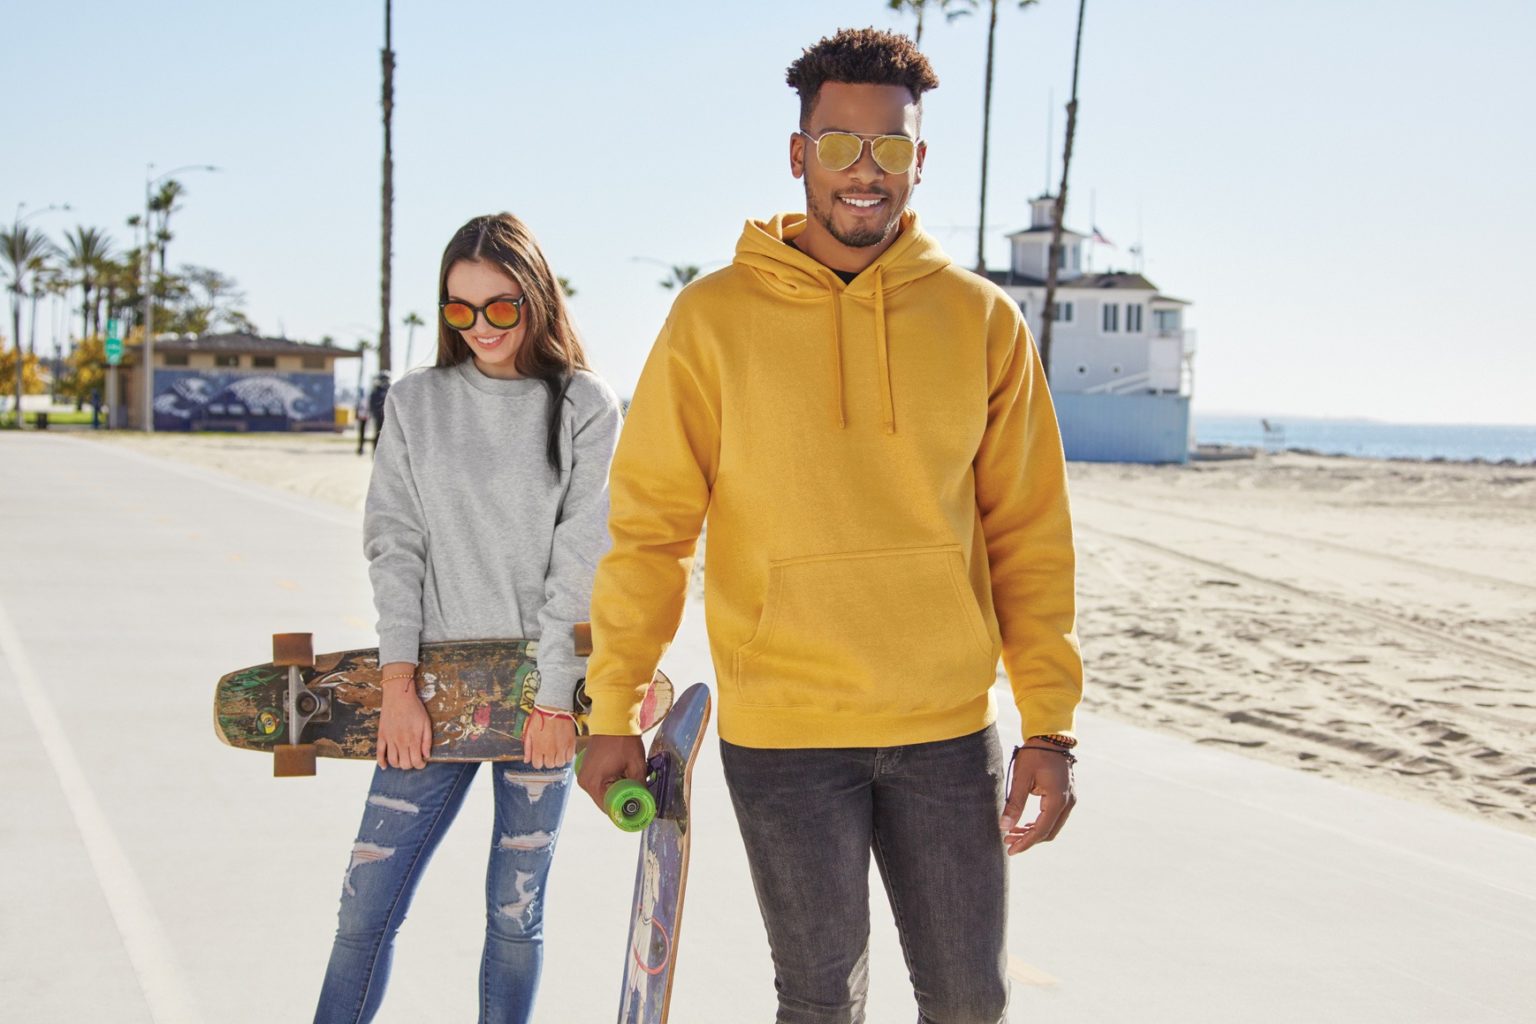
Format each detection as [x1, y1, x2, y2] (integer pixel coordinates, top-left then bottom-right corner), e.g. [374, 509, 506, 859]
[271, 632, 327, 777]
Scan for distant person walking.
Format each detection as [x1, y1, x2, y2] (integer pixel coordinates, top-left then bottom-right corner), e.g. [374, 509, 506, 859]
[314, 213, 622, 1024]
[357, 372, 391, 456]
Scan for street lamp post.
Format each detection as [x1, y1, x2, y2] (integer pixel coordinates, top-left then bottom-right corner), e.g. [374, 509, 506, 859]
[140, 163, 217, 432]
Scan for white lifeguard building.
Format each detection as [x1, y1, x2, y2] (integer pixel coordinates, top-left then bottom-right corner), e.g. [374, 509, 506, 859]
[986, 194, 1196, 463]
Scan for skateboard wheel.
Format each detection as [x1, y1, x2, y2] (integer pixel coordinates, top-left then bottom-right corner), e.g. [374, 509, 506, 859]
[604, 779, 655, 832]
[272, 633, 315, 667]
[274, 743, 317, 777]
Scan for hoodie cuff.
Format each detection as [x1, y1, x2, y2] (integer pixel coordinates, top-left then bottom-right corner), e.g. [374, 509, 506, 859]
[377, 628, 420, 669]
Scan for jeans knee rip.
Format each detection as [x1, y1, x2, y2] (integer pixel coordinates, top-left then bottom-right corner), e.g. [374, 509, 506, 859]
[497, 830, 556, 852]
[343, 842, 396, 896]
[498, 869, 540, 923]
[365, 794, 420, 814]
[501, 769, 567, 803]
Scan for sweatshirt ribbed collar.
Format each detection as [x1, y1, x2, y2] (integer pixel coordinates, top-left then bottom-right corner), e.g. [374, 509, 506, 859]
[454, 358, 543, 397]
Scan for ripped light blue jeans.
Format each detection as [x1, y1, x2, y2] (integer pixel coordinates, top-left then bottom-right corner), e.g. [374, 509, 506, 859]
[313, 759, 572, 1024]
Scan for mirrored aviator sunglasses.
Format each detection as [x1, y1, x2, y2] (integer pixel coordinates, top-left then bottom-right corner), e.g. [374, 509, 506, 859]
[440, 296, 526, 332]
[801, 131, 918, 175]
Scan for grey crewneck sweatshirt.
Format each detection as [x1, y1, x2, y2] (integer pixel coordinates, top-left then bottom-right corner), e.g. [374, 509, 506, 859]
[363, 359, 623, 710]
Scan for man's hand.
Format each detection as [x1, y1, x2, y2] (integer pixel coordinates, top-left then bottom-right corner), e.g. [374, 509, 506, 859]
[578, 734, 647, 811]
[523, 712, 577, 769]
[1000, 745, 1077, 855]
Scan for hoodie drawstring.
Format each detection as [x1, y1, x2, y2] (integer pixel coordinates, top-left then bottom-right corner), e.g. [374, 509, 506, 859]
[873, 265, 895, 435]
[827, 278, 848, 429]
[826, 265, 896, 433]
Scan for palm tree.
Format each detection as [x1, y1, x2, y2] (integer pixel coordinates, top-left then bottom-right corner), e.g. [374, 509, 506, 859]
[26, 250, 55, 355]
[887, 0, 975, 49]
[149, 179, 185, 277]
[976, 0, 1039, 272]
[402, 311, 423, 367]
[1040, 0, 1088, 382]
[378, 0, 396, 373]
[64, 226, 114, 339]
[659, 265, 701, 290]
[2, 226, 57, 423]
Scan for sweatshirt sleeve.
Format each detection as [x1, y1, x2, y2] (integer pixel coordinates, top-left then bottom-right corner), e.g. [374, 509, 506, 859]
[974, 318, 1084, 739]
[532, 382, 624, 711]
[364, 388, 428, 666]
[585, 322, 719, 734]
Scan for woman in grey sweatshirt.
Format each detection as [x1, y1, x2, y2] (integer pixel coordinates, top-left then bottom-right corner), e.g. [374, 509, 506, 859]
[314, 213, 623, 1024]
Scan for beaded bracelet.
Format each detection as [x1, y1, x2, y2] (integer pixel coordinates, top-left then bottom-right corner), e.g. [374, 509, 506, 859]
[380, 672, 416, 686]
[1031, 733, 1077, 750]
[1013, 743, 1079, 766]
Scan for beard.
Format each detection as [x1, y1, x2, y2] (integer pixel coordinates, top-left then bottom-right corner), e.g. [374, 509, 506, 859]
[805, 180, 902, 249]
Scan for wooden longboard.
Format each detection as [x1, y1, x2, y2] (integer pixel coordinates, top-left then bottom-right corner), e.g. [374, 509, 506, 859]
[214, 632, 673, 774]
[617, 682, 712, 1024]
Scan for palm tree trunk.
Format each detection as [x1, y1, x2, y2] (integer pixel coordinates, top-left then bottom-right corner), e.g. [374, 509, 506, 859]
[914, 5, 925, 47]
[378, 0, 395, 372]
[975, 0, 998, 272]
[1040, 0, 1087, 383]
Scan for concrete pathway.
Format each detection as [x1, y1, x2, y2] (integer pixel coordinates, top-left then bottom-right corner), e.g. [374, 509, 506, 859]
[1, 433, 1532, 1022]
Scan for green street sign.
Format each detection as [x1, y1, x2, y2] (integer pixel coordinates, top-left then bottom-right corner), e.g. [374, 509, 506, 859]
[106, 318, 122, 365]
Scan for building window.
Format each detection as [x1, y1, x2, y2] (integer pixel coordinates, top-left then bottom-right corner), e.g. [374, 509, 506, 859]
[1072, 245, 1081, 271]
[214, 354, 240, 368]
[1102, 304, 1120, 333]
[301, 354, 325, 370]
[252, 355, 277, 369]
[164, 353, 189, 367]
[1052, 302, 1074, 323]
[1127, 304, 1143, 333]
[1154, 309, 1181, 332]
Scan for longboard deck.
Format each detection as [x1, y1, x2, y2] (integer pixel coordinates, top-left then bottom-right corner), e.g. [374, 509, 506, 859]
[215, 638, 673, 762]
[618, 682, 711, 1024]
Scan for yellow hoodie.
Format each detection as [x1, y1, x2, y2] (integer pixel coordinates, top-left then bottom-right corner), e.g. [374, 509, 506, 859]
[587, 210, 1082, 748]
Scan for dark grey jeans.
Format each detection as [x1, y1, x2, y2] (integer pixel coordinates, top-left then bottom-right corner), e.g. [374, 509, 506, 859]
[721, 727, 1009, 1024]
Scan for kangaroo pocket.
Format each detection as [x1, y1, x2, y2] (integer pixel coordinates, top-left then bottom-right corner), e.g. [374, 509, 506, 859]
[734, 544, 999, 713]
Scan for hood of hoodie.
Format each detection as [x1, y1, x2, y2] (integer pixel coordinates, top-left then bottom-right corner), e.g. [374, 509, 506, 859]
[732, 210, 953, 433]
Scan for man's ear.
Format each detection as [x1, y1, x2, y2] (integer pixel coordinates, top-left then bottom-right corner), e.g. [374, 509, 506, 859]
[914, 140, 927, 186]
[789, 132, 806, 180]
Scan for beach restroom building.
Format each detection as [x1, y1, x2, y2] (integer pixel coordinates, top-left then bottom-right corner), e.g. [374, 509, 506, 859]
[987, 195, 1196, 463]
[117, 332, 356, 431]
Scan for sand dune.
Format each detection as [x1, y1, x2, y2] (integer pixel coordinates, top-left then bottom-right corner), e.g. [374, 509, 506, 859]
[86, 433, 1536, 833]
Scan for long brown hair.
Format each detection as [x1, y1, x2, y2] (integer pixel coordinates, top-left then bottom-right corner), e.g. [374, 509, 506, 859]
[436, 213, 590, 472]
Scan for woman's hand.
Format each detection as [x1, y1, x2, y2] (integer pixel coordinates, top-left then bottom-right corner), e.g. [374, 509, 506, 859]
[377, 661, 433, 769]
[523, 709, 578, 769]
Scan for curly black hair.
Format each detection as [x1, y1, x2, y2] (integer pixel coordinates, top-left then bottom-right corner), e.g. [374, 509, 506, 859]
[786, 27, 940, 128]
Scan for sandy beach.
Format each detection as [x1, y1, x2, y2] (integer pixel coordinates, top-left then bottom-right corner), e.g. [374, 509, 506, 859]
[82, 430, 1536, 834]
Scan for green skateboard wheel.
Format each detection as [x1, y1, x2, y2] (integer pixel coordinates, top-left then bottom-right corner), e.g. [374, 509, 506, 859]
[604, 779, 656, 832]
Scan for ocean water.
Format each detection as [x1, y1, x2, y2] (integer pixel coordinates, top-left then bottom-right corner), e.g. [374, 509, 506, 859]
[1194, 416, 1536, 463]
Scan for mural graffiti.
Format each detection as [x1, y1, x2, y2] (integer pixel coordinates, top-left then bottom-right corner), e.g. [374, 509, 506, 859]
[152, 369, 334, 431]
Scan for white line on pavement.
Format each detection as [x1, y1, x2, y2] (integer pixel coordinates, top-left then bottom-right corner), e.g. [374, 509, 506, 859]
[0, 597, 203, 1024]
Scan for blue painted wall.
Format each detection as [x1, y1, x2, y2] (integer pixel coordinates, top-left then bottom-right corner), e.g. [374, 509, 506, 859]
[1052, 393, 1191, 464]
[151, 369, 335, 431]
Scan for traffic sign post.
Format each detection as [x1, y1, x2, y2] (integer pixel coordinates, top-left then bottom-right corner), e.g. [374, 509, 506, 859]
[105, 318, 122, 429]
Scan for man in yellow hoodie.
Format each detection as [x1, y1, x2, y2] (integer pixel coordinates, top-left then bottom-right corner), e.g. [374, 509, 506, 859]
[579, 27, 1083, 1022]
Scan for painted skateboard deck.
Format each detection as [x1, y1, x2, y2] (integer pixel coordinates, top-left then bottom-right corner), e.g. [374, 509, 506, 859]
[214, 631, 673, 775]
[617, 682, 712, 1024]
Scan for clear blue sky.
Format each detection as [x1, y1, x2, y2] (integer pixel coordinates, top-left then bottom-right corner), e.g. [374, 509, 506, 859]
[6, 0, 1533, 424]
